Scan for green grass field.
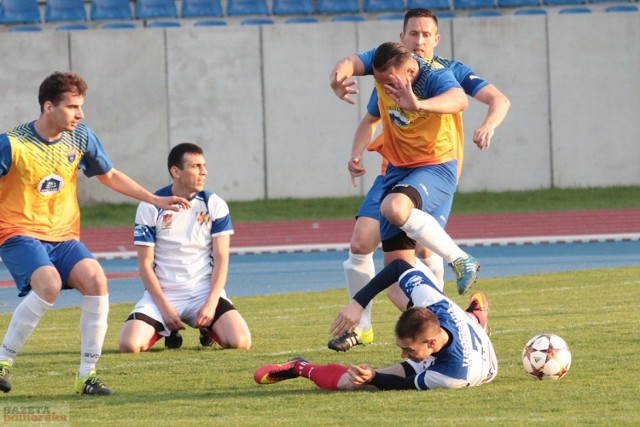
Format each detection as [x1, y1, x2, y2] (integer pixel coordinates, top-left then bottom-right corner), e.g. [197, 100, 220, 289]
[1, 267, 639, 425]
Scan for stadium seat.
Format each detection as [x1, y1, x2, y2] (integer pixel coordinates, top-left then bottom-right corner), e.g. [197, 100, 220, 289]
[272, 0, 314, 15]
[605, 4, 639, 12]
[90, 0, 132, 20]
[377, 13, 405, 20]
[193, 19, 227, 26]
[514, 7, 547, 14]
[317, 0, 360, 14]
[0, 0, 41, 24]
[285, 16, 319, 23]
[468, 9, 501, 15]
[437, 10, 456, 17]
[101, 21, 137, 29]
[453, 0, 495, 9]
[331, 15, 365, 22]
[558, 6, 591, 12]
[55, 23, 90, 30]
[497, 0, 539, 7]
[8, 25, 43, 32]
[45, 0, 88, 22]
[408, 0, 451, 10]
[363, 0, 406, 13]
[146, 20, 181, 27]
[181, 0, 223, 18]
[240, 18, 274, 25]
[136, 0, 178, 19]
[227, 0, 270, 16]
[542, 0, 584, 5]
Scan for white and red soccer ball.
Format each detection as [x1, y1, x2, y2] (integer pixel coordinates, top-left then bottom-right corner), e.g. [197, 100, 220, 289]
[522, 334, 572, 381]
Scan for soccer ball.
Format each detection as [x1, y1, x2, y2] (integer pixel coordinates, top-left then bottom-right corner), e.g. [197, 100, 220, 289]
[522, 334, 571, 381]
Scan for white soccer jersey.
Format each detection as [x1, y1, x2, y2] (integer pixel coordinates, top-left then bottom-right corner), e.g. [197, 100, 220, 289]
[399, 269, 498, 390]
[133, 185, 233, 291]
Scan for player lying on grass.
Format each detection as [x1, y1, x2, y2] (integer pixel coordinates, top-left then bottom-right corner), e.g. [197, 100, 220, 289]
[254, 259, 496, 391]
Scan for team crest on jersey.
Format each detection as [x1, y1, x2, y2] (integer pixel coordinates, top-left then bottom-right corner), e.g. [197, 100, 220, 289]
[67, 147, 78, 163]
[388, 108, 411, 127]
[161, 213, 173, 229]
[196, 211, 211, 226]
[37, 174, 64, 196]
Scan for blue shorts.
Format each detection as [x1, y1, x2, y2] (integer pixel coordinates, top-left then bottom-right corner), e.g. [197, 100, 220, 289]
[355, 174, 385, 220]
[0, 236, 95, 297]
[379, 161, 457, 242]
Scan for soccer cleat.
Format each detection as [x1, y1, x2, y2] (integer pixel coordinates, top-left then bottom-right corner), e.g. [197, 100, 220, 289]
[449, 255, 480, 295]
[165, 331, 183, 349]
[75, 370, 113, 395]
[199, 329, 216, 347]
[327, 327, 374, 352]
[0, 360, 11, 393]
[466, 290, 490, 335]
[254, 357, 307, 385]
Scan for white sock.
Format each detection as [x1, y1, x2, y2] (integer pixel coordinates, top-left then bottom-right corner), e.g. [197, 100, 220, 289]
[420, 253, 445, 291]
[79, 295, 109, 378]
[343, 251, 374, 331]
[413, 258, 444, 292]
[0, 292, 53, 364]
[400, 209, 466, 263]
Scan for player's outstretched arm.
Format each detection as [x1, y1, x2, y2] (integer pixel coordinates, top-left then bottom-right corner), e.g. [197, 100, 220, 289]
[96, 168, 190, 211]
[348, 113, 381, 186]
[471, 84, 511, 150]
[330, 54, 366, 104]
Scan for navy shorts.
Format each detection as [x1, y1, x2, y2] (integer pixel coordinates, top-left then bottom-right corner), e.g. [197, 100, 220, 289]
[0, 236, 95, 297]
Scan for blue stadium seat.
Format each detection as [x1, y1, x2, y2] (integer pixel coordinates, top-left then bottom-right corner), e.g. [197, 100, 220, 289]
[558, 6, 591, 12]
[605, 4, 639, 12]
[90, 0, 133, 20]
[542, 0, 584, 5]
[146, 20, 181, 27]
[8, 25, 43, 32]
[101, 21, 137, 29]
[514, 8, 547, 14]
[317, 0, 360, 14]
[331, 15, 365, 22]
[136, 0, 178, 19]
[45, 0, 88, 22]
[408, 0, 451, 10]
[497, 0, 539, 7]
[363, 0, 406, 12]
[468, 9, 501, 15]
[377, 13, 405, 20]
[193, 19, 228, 26]
[453, 0, 495, 9]
[0, 0, 41, 24]
[56, 23, 90, 30]
[272, 0, 314, 15]
[241, 18, 274, 24]
[227, 0, 270, 16]
[437, 10, 456, 17]
[285, 16, 319, 23]
[181, 0, 223, 18]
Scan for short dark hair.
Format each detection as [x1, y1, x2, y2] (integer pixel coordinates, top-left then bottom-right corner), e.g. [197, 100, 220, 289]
[403, 8, 439, 33]
[372, 42, 413, 73]
[38, 72, 88, 112]
[395, 307, 440, 341]
[168, 142, 203, 173]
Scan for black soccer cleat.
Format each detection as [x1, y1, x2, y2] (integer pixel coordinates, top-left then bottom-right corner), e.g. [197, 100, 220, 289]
[165, 331, 183, 349]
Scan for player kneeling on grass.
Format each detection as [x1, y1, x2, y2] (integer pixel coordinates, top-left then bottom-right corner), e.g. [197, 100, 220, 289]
[118, 143, 251, 353]
[254, 259, 496, 390]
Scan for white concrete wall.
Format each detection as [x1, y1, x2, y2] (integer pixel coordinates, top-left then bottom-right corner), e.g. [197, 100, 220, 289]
[0, 13, 638, 205]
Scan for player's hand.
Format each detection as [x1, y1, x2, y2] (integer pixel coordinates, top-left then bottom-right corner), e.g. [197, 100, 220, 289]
[330, 73, 359, 105]
[194, 300, 217, 328]
[347, 157, 366, 186]
[472, 124, 495, 150]
[160, 307, 185, 332]
[329, 300, 364, 337]
[384, 74, 420, 111]
[347, 363, 375, 384]
[157, 195, 191, 212]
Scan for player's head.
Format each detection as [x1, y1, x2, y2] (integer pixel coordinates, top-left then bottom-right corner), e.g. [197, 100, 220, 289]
[395, 307, 441, 362]
[168, 143, 207, 194]
[38, 72, 87, 132]
[400, 9, 441, 60]
[372, 42, 418, 86]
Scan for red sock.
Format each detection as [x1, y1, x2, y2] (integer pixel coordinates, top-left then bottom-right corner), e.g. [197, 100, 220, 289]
[146, 333, 162, 350]
[201, 329, 222, 346]
[295, 362, 348, 391]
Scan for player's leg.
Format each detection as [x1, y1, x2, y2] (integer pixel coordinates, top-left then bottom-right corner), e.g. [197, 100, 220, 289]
[65, 244, 112, 395]
[254, 358, 351, 391]
[0, 237, 59, 393]
[206, 297, 251, 349]
[416, 245, 444, 290]
[118, 314, 164, 353]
